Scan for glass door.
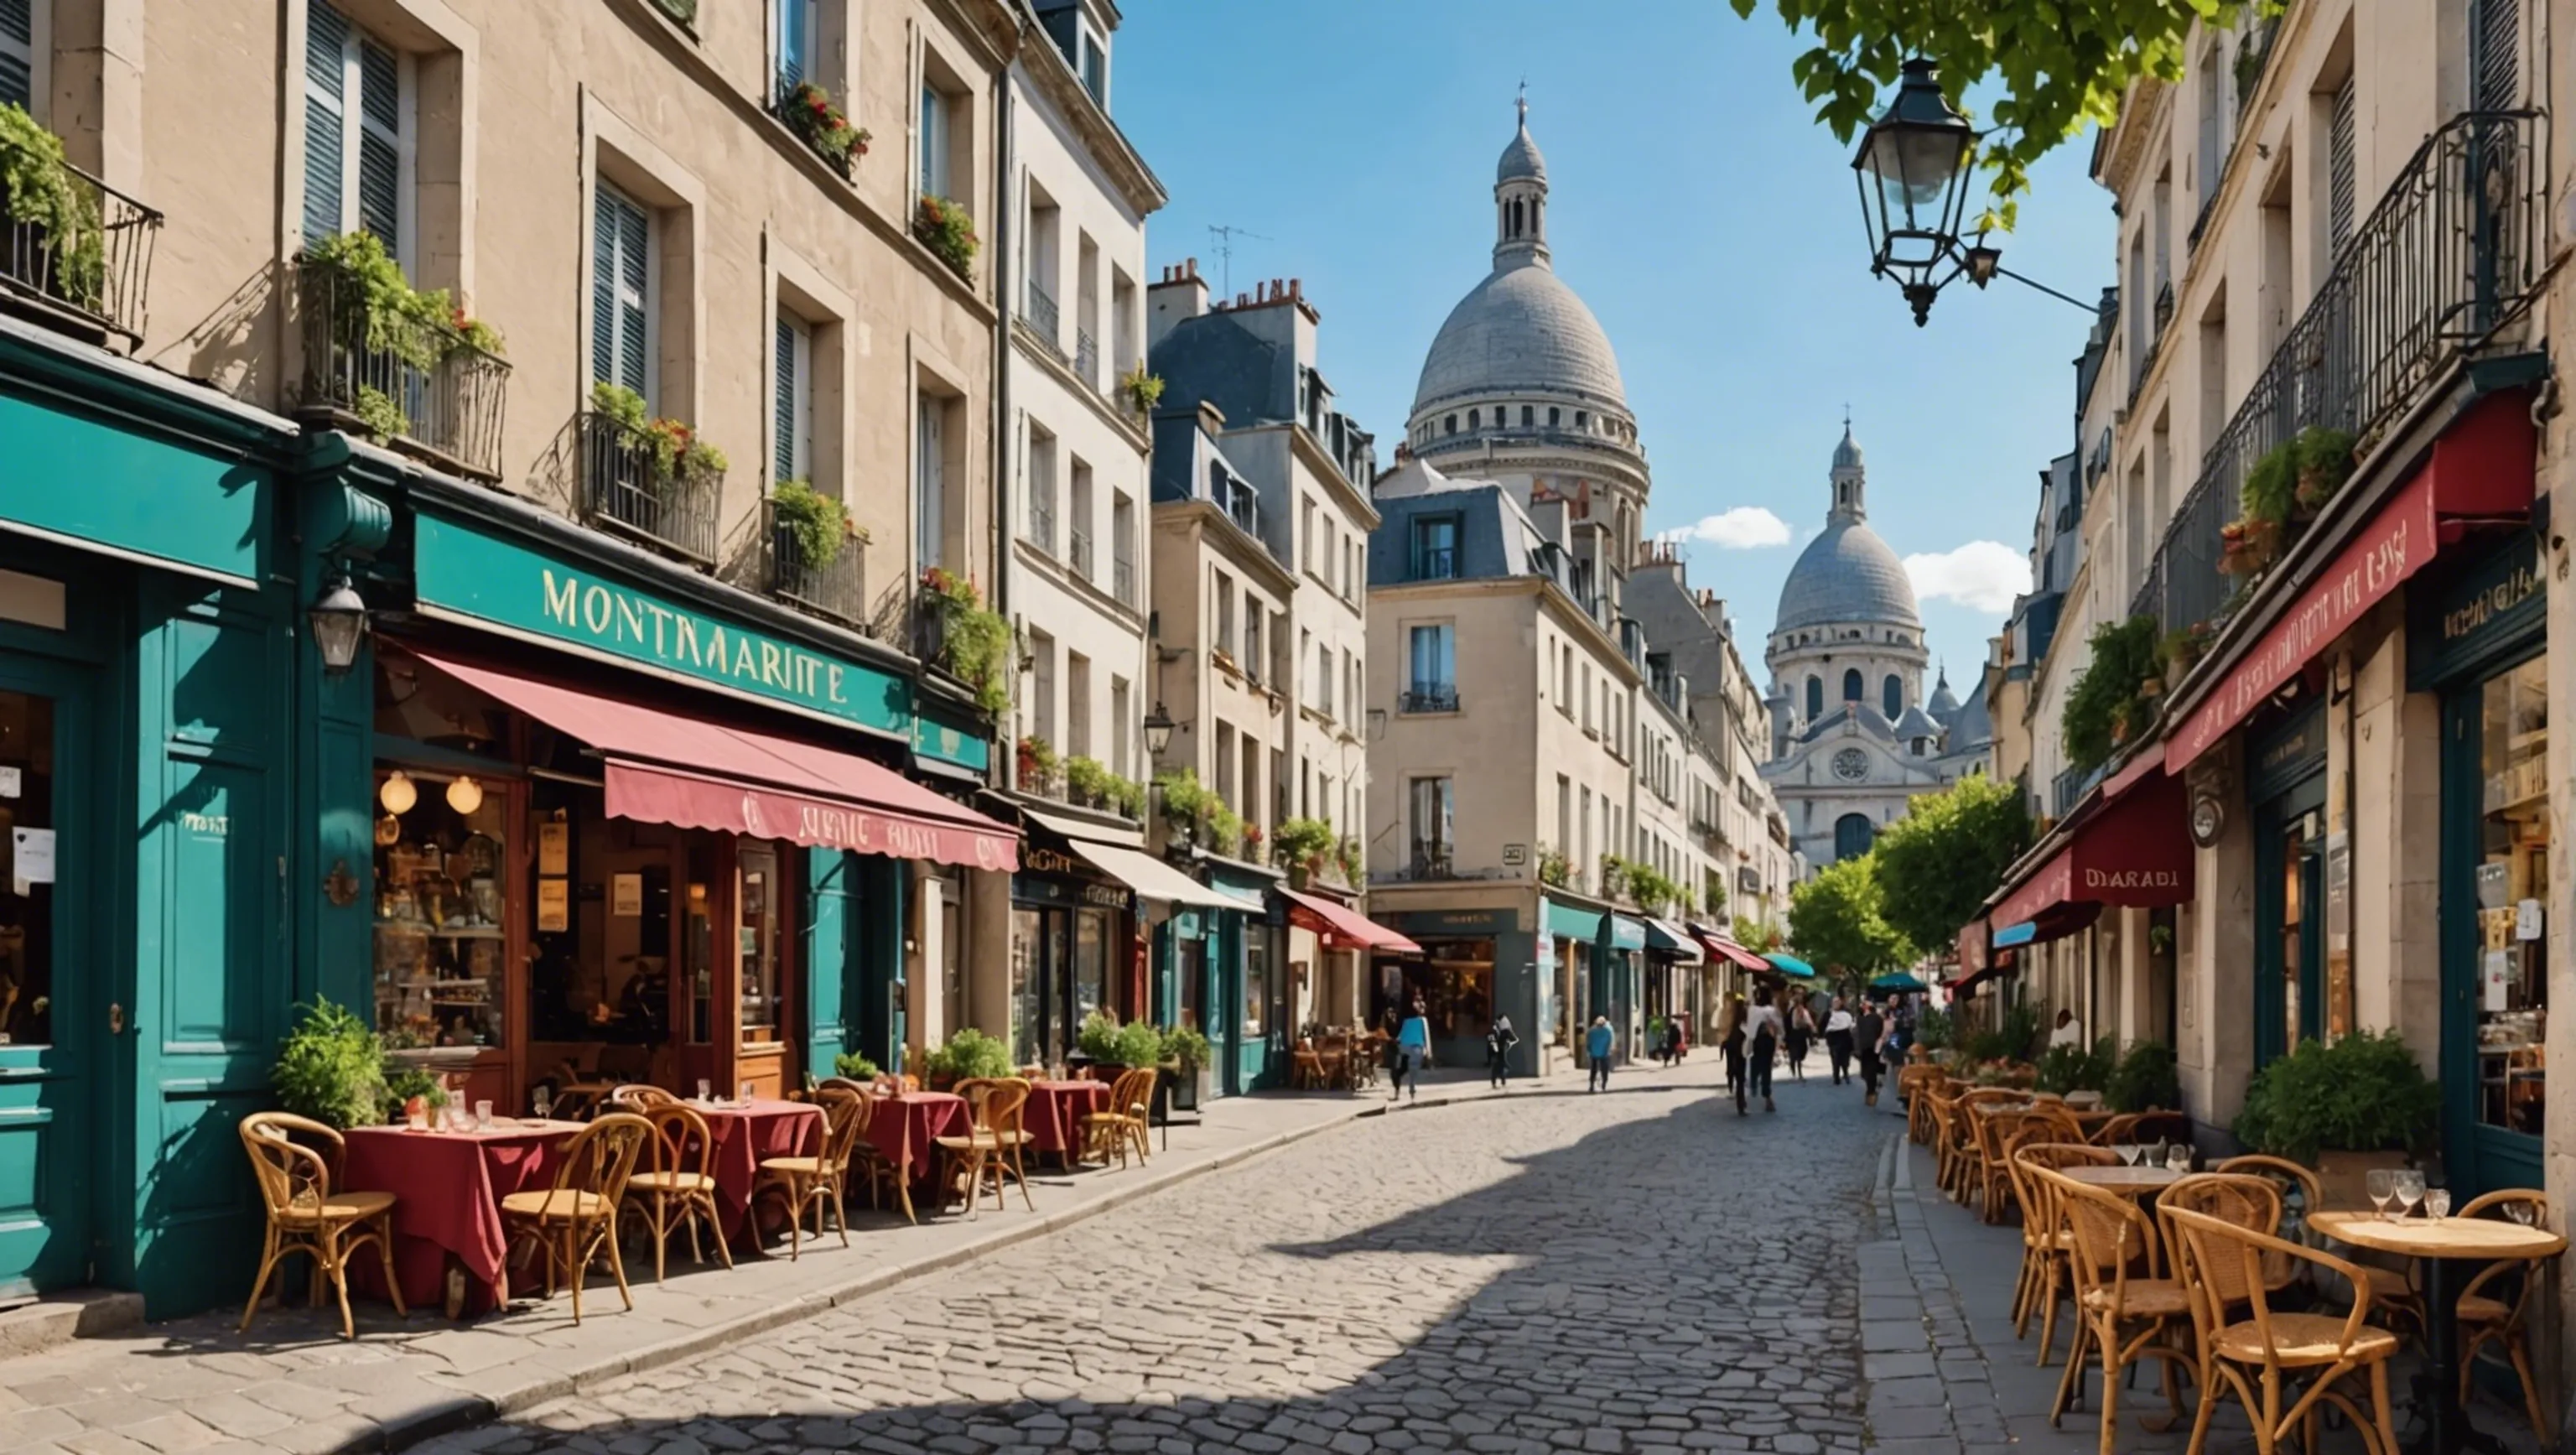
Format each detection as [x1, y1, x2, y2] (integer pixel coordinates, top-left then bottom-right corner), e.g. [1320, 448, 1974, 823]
[1009, 907, 1045, 1069]
[2444, 654, 2547, 1195]
[0, 682, 82, 1298]
[2252, 785, 2324, 1068]
[736, 845, 784, 1098]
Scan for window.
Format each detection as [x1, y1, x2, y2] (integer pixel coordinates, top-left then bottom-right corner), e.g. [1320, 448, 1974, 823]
[1580, 663, 1593, 730]
[774, 315, 812, 484]
[1841, 668, 1862, 704]
[1243, 605, 1261, 685]
[1547, 407, 1560, 427]
[1520, 405, 1534, 427]
[1555, 775, 1571, 857]
[2468, 656, 2547, 1141]
[2474, 0, 2519, 110]
[1027, 629, 1057, 746]
[1214, 571, 1235, 660]
[1412, 515, 1458, 579]
[1242, 924, 1270, 1037]
[1068, 459, 1093, 579]
[1408, 624, 1455, 709]
[304, 3, 409, 252]
[919, 76, 953, 199]
[1065, 652, 1092, 759]
[1343, 649, 1358, 720]
[1317, 639, 1333, 718]
[773, 0, 817, 92]
[1575, 410, 1587, 429]
[1834, 813, 1875, 860]
[916, 390, 948, 569]
[1075, 21, 1109, 104]
[1410, 777, 1454, 872]
[1468, 408, 1480, 430]
[1444, 413, 1457, 435]
[592, 184, 652, 399]
[0, 0, 34, 113]
[1214, 721, 1235, 802]
[1109, 676, 1131, 779]
[1805, 675, 1822, 720]
[1111, 491, 1136, 605]
[1559, 645, 1573, 715]
[1301, 499, 1317, 574]
[2326, 73, 2356, 254]
[1883, 673, 1901, 720]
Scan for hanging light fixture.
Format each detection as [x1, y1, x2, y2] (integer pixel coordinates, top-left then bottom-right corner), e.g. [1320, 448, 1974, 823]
[1142, 701, 1176, 757]
[1852, 56, 1979, 325]
[308, 575, 370, 674]
[378, 771, 418, 814]
[445, 775, 485, 815]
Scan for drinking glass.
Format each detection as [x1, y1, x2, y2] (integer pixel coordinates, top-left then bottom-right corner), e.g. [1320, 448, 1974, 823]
[2424, 1188, 2452, 1219]
[2164, 1142, 2193, 1172]
[473, 1099, 494, 1131]
[2394, 1171, 2427, 1219]
[532, 1089, 553, 1121]
[444, 1104, 470, 1134]
[2366, 1168, 2396, 1220]
[2505, 1201, 2538, 1228]
[696, 1078, 714, 1104]
[739, 1080, 756, 1104]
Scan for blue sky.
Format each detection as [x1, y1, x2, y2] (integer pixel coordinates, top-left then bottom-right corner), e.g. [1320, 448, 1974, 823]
[1113, 0, 2116, 685]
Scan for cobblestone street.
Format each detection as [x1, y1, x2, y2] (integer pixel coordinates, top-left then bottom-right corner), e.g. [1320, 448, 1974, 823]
[420, 1060, 1883, 1455]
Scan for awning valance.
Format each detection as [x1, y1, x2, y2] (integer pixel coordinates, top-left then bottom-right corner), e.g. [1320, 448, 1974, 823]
[1642, 918, 1704, 963]
[1992, 770, 2193, 929]
[1281, 888, 1423, 954]
[1021, 804, 1145, 850]
[1070, 843, 1239, 911]
[1698, 933, 1772, 974]
[1545, 900, 1605, 943]
[412, 650, 1018, 871]
[1607, 915, 1649, 952]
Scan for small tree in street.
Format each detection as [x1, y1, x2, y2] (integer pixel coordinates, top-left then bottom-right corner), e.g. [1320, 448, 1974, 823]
[1787, 855, 1914, 979]
[1872, 776, 2033, 954]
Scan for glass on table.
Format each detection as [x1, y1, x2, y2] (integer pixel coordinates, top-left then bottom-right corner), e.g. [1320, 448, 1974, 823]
[2163, 1142, 2193, 1172]
[739, 1080, 756, 1104]
[532, 1088, 553, 1121]
[2394, 1170, 2427, 1219]
[2504, 1199, 2539, 1228]
[2366, 1168, 2396, 1220]
[474, 1099, 493, 1131]
[2112, 1143, 2137, 1167]
[697, 1078, 713, 1104]
[2423, 1187, 2452, 1219]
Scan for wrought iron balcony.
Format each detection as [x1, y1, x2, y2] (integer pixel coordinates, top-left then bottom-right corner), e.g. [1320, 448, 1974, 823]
[1068, 527, 1092, 580]
[1024, 281, 1062, 358]
[563, 410, 720, 567]
[2129, 112, 2544, 654]
[0, 139, 160, 350]
[1074, 326, 1098, 387]
[1400, 686, 1460, 715]
[295, 252, 510, 478]
[2153, 280, 2174, 340]
[763, 496, 866, 628]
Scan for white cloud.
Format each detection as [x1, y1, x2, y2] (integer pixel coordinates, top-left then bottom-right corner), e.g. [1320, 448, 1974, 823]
[1903, 540, 2033, 616]
[1659, 507, 1792, 550]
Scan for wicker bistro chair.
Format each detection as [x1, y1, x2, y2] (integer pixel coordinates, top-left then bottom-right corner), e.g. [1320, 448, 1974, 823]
[2163, 1205, 2402, 1455]
[1082, 1067, 1156, 1169]
[753, 1085, 870, 1259]
[2037, 1169, 2199, 1455]
[1901, 1066, 1948, 1145]
[937, 1078, 1036, 1216]
[500, 1112, 652, 1325]
[622, 1101, 730, 1282]
[2208, 1160, 2322, 1295]
[237, 1112, 405, 1340]
[607, 1083, 678, 1109]
[2453, 1189, 2556, 1441]
[1954, 1089, 2026, 1212]
[1924, 1087, 1974, 1200]
[2011, 1141, 2124, 1364]
[2095, 1110, 2193, 1150]
[1975, 1109, 2033, 1224]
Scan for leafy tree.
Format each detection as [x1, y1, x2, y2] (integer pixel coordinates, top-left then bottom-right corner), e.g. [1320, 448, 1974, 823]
[1872, 775, 2033, 953]
[1727, 1, 2275, 226]
[1786, 855, 1914, 976]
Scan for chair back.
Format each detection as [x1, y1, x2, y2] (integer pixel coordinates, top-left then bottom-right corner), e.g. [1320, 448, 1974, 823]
[540, 1112, 652, 1215]
[641, 1101, 716, 1180]
[2099, 1109, 2191, 1146]
[2459, 1187, 2551, 1226]
[2038, 1168, 2163, 1298]
[2160, 1172, 2283, 1234]
[813, 1085, 872, 1173]
[2213, 1155, 2322, 1220]
[1109, 1066, 1156, 1120]
[240, 1111, 345, 1218]
[2164, 1203, 2375, 1364]
[971, 1077, 1031, 1138]
[815, 1075, 870, 1099]
[1960, 1086, 2024, 1109]
[609, 1083, 677, 1109]
[2019, 1103, 2086, 1144]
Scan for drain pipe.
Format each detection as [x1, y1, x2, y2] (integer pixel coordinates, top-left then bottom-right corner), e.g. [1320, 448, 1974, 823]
[991, 74, 1016, 791]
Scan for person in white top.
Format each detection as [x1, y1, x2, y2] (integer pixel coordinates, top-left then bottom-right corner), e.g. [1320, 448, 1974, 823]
[2049, 1008, 2085, 1049]
[1742, 985, 1787, 1115]
[1823, 996, 1857, 1086]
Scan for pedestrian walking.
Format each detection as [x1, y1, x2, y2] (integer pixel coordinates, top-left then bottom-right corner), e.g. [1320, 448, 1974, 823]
[1585, 1016, 1615, 1093]
[1784, 1000, 1814, 1083]
[1743, 986, 1784, 1114]
[1391, 998, 1431, 1103]
[1823, 996, 1856, 1085]
[1854, 997, 1888, 1107]
[1717, 993, 1748, 1112]
[1486, 1015, 1518, 1089]
[1663, 1016, 1685, 1066]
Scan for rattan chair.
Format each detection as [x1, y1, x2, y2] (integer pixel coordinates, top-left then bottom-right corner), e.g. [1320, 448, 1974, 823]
[500, 1112, 651, 1324]
[1901, 1065, 1947, 1145]
[237, 1112, 405, 1339]
[2207, 1160, 2319, 1294]
[2038, 1169, 2198, 1455]
[2164, 1204, 2402, 1455]
[622, 1101, 730, 1282]
[2453, 1189, 2555, 1441]
[2095, 1110, 2192, 1149]
[607, 1083, 677, 1109]
[754, 1085, 870, 1258]
[2010, 1141, 2122, 1364]
[1083, 1067, 1156, 1168]
[937, 1078, 1036, 1216]
[1954, 1088, 2025, 1211]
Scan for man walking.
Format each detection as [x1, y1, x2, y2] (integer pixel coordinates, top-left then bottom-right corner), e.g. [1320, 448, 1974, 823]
[1586, 1016, 1614, 1093]
[1854, 997, 1888, 1108]
[1486, 1015, 1519, 1089]
[1823, 996, 1856, 1085]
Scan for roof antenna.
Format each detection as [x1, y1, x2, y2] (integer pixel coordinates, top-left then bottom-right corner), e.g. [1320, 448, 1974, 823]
[1206, 224, 1271, 300]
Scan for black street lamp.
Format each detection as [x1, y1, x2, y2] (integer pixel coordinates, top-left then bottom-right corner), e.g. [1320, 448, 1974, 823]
[309, 575, 369, 674]
[1142, 701, 1176, 757]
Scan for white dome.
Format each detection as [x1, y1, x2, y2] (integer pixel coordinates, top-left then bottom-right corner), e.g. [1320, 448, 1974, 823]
[1775, 520, 1921, 631]
[1412, 263, 1628, 416]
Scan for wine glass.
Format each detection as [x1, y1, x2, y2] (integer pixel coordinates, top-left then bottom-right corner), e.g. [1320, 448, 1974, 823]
[696, 1078, 714, 1104]
[2504, 1200, 2538, 1228]
[2394, 1171, 2427, 1219]
[2113, 1143, 2138, 1168]
[532, 1088, 553, 1121]
[2164, 1142, 2193, 1172]
[2366, 1168, 2396, 1221]
[2424, 1188, 2452, 1220]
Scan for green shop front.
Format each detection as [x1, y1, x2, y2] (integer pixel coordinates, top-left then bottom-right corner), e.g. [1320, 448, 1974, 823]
[1374, 902, 1540, 1076]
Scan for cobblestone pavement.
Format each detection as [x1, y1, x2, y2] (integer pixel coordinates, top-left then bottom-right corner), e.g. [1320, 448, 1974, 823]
[417, 1056, 1884, 1455]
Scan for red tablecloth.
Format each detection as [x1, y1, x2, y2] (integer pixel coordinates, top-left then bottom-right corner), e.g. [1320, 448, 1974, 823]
[693, 1099, 823, 1244]
[867, 1092, 967, 1182]
[342, 1120, 581, 1315]
[1026, 1080, 1109, 1161]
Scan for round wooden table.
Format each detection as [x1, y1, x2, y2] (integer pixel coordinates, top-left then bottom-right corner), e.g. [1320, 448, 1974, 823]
[2309, 1212, 2565, 1455]
[2059, 1163, 2184, 1197]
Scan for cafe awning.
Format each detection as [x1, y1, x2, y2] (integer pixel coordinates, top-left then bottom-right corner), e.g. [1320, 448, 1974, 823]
[1545, 899, 1605, 943]
[1607, 915, 1649, 952]
[1280, 887, 1423, 954]
[1643, 918, 1704, 964]
[1067, 842, 1240, 911]
[1697, 933, 1773, 974]
[1990, 768, 2193, 931]
[1021, 804, 1145, 850]
[410, 649, 1020, 872]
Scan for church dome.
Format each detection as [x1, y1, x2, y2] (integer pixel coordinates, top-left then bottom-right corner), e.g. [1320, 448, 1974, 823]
[1927, 669, 1961, 719]
[1775, 521, 1920, 631]
[1498, 118, 1546, 183]
[1832, 424, 1863, 471]
[1413, 266, 1628, 414]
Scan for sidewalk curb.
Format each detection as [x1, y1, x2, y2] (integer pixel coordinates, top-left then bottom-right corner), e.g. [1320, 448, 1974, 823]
[365, 1071, 1613, 1452]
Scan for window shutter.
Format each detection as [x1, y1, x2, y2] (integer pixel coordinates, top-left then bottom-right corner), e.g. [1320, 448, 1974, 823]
[0, 0, 33, 113]
[355, 38, 401, 247]
[615, 201, 648, 395]
[776, 0, 808, 90]
[2474, 0, 2517, 112]
[2327, 75, 2356, 255]
[590, 189, 619, 388]
[303, 3, 351, 245]
[773, 318, 797, 483]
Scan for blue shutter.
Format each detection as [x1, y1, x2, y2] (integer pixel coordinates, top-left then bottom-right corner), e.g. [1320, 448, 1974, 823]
[0, 0, 32, 112]
[590, 188, 618, 387]
[773, 319, 797, 483]
[615, 200, 648, 395]
[302, 3, 351, 244]
[355, 38, 401, 246]
[591, 186, 649, 397]
[776, 0, 808, 90]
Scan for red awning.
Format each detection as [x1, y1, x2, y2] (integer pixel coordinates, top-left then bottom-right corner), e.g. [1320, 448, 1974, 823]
[1697, 933, 1773, 974]
[1992, 770, 2193, 928]
[1280, 888, 1422, 954]
[411, 650, 1020, 872]
[2167, 392, 2535, 772]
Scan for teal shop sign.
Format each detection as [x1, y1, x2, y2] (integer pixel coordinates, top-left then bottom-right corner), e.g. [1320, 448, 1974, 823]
[913, 704, 991, 774]
[0, 385, 269, 585]
[415, 510, 910, 735]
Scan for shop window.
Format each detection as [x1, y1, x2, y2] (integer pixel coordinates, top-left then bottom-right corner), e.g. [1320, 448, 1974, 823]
[739, 845, 779, 1041]
[373, 766, 507, 1050]
[1243, 924, 1270, 1037]
[1413, 938, 1493, 1043]
[1075, 907, 1110, 1027]
[0, 691, 55, 1047]
[2470, 657, 2547, 1141]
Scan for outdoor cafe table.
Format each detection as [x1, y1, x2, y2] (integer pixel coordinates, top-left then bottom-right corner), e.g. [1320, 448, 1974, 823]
[2058, 1163, 2184, 1198]
[868, 1090, 969, 1184]
[2309, 1211, 2567, 1455]
[693, 1097, 824, 1245]
[342, 1118, 585, 1316]
[1026, 1079, 1110, 1167]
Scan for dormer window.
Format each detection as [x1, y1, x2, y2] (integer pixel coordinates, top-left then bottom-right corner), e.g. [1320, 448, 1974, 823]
[1076, 20, 1108, 104]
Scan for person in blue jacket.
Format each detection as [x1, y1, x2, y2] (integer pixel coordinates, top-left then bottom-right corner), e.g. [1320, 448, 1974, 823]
[1392, 998, 1431, 1103]
[1585, 1016, 1615, 1093]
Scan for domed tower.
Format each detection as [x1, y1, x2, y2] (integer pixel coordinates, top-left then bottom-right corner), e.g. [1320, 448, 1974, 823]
[1765, 420, 1929, 727]
[1406, 97, 1651, 564]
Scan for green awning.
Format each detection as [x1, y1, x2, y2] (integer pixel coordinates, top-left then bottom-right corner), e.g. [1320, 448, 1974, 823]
[1764, 952, 1820, 979]
[1545, 899, 1604, 943]
[1607, 915, 1648, 952]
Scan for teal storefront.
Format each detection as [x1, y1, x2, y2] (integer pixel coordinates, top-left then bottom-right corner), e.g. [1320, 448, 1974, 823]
[1199, 862, 1281, 1096]
[1379, 903, 1539, 1074]
[2412, 534, 2547, 1198]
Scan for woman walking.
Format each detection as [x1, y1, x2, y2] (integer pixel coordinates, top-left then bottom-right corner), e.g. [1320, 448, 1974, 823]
[1585, 1016, 1615, 1093]
[1742, 986, 1784, 1114]
[1718, 993, 1749, 1115]
[1784, 998, 1815, 1083]
[1486, 1015, 1519, 1089]
[1391, 998, 1431, 1103]
[1823, 996, 1856, 1085]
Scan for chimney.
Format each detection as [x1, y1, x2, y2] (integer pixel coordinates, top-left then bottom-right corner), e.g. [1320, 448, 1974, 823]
[1146, 256, 1208, 354]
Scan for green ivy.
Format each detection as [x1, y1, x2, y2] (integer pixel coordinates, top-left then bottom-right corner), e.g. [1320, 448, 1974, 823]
[771, 479, 849, 568]
[1119, 364, 1165, 414]
[351, 385, 409, 443]
[304, 230, 502, 367]
[919, 568, 1010, 715]
[2060, 614, 2162, 771]
[0, 104, 105, 309]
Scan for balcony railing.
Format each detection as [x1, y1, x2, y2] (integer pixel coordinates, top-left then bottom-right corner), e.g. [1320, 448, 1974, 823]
[1400, 686, 1460, 715]
[295, 253, 510, 478]
[763, 496, 866, 628]
[563, 410, 720, 566]
[1068, 527, 1092, 580]
[1025, 281, 1062, 357]
[1074, 327, 1098, 387]
[1113, 553, 1135, 606]
[0, 140, 161, 349]
[2130, 112, 2544, 647]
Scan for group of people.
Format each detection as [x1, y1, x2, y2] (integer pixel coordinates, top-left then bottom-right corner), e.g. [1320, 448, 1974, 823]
[1706, 986, 1914, 1115]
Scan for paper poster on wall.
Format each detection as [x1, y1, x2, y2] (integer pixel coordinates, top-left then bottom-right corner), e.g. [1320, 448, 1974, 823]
[538, 820, 569, 876]
[537, 877, 569, 932]
[611, 873, 643, 917]
[2515, 898, 2544, 942]
[2484, 949, 2512, 1011]
[12, 827, 55, 884]
[0, 767, 22, 799]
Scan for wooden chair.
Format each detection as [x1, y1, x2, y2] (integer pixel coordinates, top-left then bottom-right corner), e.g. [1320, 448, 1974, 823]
[1923, 1087, 1972, 1200]
[1083, 1067, 1156, 1168]
[2009, 1141, 2122, 1364]
[2095, 1110, 2192, 1149]
[1290, 1037, 1327, 1089]
[237, 1112, 404, 1340]
[937, 1078, 1036, 1216]
[1954, 1089, 2023, 1211]
[2021, 1102, 2089, 1146]
[2210, 1158, 2324, 1295]
[608, 1083, 677, 1109]
[753, 1085, 870, 1258]
[1900, 1065, 1947, 1145]
[1975, 1108, 2031, 1224]
[500, 1112, 651, 1325]
[2453, 1189, 2555, 1441]
[622, 1101, 730, 1282]
[2038, 1169, 2198, 1455]
[2164, 1205, 2402, 1455]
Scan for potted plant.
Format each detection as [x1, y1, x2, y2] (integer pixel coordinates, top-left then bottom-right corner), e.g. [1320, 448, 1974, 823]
[1159, 1024, 1213, 1113]
[919, 1026, 1013, 1090]
[2231, 1031, 2438, 1205]
[780, 81, 869, 177]
[0, 104, 106, 312]
[2289, 427, 2357, 517]
[1063, 755, 1115, 811]
[273, 997, 429, 1129]
[831, 1052, 881, 1081]
[771, 479, 852, 570]
[1154, 768, 1218, 846]
[2034, 1036, 2116, 1098]
[913, 195, 979, 280]
[917, 567, 1011, 715]
[1119, 363, 1165, 415]
[1271, 816, 1337, 886]
[1015, 735, 1059, 794]
[2105, 1040, 2180, 1113]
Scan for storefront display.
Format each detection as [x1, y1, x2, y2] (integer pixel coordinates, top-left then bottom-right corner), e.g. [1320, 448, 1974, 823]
[371, 768, 508, 1050]
[2466, 657, 2546, 1141]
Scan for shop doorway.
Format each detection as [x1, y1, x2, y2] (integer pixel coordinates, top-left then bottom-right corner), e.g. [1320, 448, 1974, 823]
[2441, 652, 2547, 1195]
[0, 680, 78, 1298]
[2252, 787, 2324, 1068]
[1009, 902, 1118, 1072]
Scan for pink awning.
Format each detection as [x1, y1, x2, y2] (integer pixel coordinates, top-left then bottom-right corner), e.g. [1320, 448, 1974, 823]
[1280, 887, 1422, 954]
[1696, 933, 1773, 974]
[411, 649, 1019, 872]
